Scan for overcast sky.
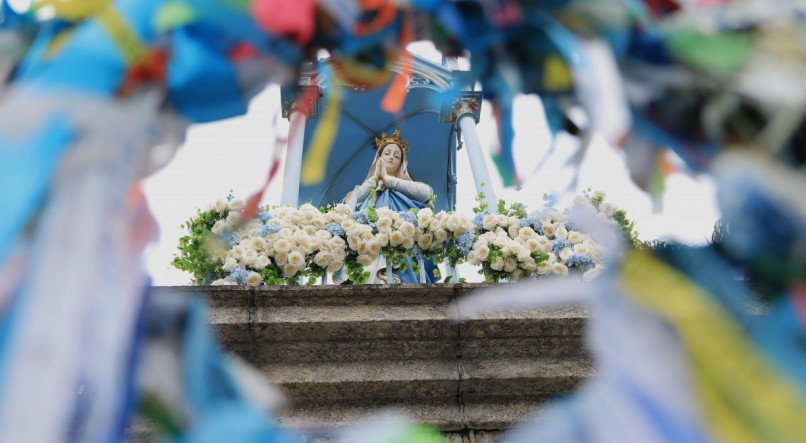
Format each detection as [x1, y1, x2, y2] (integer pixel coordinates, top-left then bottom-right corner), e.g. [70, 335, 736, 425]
[142, 42, 720, 285]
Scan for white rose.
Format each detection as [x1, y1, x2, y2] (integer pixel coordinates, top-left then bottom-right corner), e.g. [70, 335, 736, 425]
[306, 237, 321, 251]
[552, 262, 569, 275]
[517, 248, 532, 263]
[246, 271, 262, 286]
[554, 224, 568, 239]
[282, 264, 298, 278]
[347, 234, 361, 249]
[477, 245, 490, 260]
[434, 228, 448, 243]
[213, 199, 228, 212]
[335, 203, 351, 214]
[288, 251, 305, 267]
[507, 224, 519, 239]
[503, 257, 517, 273]
[573, 243, 590, 256]
[316, 230, 332, 240]
[368, 240, 382, 256]
[518, 227, 536, 239]
[211, 278, 235, 286]
[250, 237, 267, 251]
[228, 199, 245, 211]
[274, 251, 288, 266]
[222, 257, 238, 271]
[231, 245, 245, 260]
[567, 231, 584, 244]
[417, 209, 433, 227]
[242, 248, 258, 265]
[526, 239, 540, 252]
[375, 233, 389, 247]
[511, 269, 524, 280]
[583, 265, 603, 280]
[253, 254, 271, 270]
[376, 217, 392, 231]
[501, 245, 511, 257]
[313, 251, 333, 268]
[490, 257, 504, 271]
[357, 254, 374, 267]
[482, 214, 497, 230]
[467, 251, 480, 264]
[211, 220, 227, 235]
[274, 238, 291, 253]
[401, 222, 416, 237]
[330, 236, 346, 249]
[496, 214, 508, 227]
[417, 233, 434, 250]
[389, 231, 404, 247]
[559, 247, 573, 262]
[357, 241, 369, 255]
[402, 236, 415, 249]
[226, 212, 240, 224]
[536, 260, 552, 275]
[542, 224, 556, 238]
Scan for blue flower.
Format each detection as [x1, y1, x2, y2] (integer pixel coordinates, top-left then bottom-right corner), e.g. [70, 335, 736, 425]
[519, 217, 537, 228]
[456, 232, 475, 255]
[472, 213, 485, 229]
[226, 191, 234, 202]
[567, 254, 594, 270]
[352, 210, 370, 224]
[258, 209, 272, 223]
[260, 222, 282, 237]
[230, 267, 249, 284]
[325, 222, 346, 237]
[399, 211, 417, 226]
[551, 238, 569, 254]
[222, 232, 240, 247]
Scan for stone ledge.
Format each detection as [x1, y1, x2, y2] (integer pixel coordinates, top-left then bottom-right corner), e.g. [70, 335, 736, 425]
[142, 285, 593, 438]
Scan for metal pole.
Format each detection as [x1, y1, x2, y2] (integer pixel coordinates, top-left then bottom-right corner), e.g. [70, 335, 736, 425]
[281, 111, 307, 206]
[458, 114, 498, 212]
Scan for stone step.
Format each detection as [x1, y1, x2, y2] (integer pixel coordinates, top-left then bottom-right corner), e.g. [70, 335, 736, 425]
[211, 303, 588, 364]
[262, 358, 593, 404]
[278, 399, 544, 432]
[142, 285, 593, 438]
[227, 335, 587, 364]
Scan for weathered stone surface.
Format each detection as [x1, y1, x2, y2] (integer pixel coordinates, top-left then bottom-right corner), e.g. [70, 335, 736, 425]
[136, 285, 593, 441]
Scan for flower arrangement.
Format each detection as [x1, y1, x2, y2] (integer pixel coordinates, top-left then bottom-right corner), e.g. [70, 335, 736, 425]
[173, 190, 623, 286]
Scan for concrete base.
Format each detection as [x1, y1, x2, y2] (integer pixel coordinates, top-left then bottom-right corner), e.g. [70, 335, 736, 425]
[136, 284, 592, 440]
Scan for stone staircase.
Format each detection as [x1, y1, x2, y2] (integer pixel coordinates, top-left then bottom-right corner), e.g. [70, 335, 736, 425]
[155, 284, 593, 440]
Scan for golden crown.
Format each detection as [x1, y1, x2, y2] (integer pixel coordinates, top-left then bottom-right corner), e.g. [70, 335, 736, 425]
[374, 129, 409, 153]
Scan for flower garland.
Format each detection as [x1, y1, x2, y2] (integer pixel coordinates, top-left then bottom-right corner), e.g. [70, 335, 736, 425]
[173, 191, 634, 285]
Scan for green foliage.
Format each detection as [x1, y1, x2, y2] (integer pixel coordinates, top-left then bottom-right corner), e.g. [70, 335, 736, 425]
[171, 208, 229, 285]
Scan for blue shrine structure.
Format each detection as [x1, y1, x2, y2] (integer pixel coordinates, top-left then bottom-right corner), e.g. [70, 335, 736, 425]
[280, 52, 498, 212]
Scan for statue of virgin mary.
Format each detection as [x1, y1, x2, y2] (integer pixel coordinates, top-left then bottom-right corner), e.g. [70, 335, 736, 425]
[344, 129, 438, 283]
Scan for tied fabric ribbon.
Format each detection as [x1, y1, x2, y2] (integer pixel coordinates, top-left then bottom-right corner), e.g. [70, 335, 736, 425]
[380, 12, 412, 114]
[36, 0, 148, 65]
[301, 71, 344, 185]
[620, 251, 806, 443]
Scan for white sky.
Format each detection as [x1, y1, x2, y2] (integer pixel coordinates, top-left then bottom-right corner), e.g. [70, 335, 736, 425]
[142, 42, 720, 285]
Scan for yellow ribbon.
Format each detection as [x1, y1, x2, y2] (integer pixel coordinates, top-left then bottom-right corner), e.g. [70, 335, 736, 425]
[301, 77, 343, 185]
[620, 251, 806, 443]
[36, 0, 148, 65]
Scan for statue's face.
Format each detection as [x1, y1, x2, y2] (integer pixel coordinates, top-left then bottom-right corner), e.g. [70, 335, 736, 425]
[380, 143, 403, 175]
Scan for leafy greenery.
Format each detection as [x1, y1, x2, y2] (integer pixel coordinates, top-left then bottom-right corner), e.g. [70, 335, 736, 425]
[171, 208, 230, 285]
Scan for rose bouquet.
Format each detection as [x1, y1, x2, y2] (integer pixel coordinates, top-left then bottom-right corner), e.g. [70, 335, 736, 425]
[173, 190, 614, 286]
